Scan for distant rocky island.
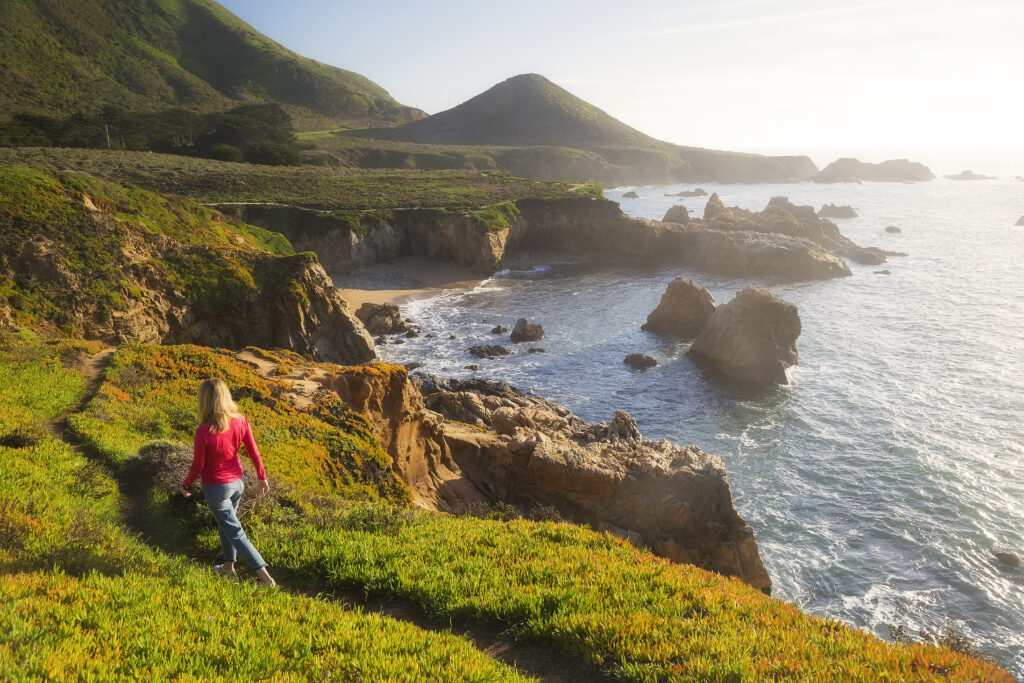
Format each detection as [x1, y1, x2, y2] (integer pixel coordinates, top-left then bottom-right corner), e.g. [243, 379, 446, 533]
[944, 170, 996, 180]
[813, 158, 935, 183]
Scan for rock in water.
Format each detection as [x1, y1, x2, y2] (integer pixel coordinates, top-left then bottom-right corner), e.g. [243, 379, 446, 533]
[491, 324, 508, 334]
[689, 287, 800, 385]
[662, 205, 690, 224]
[624, 352, 658, 369]
[818, 204, 858, 218]
[642, 277, 716, 337]
[994, 551, 1020, 568]
[665, 188, 708, 197]
[622, 191, 639, 198]
[468, 344, 510, 359]
[510, 318, 544, 342]
[885, 226, 902, 233]
[355, 303, 410, 335]
[1016, 216, 1024, 226]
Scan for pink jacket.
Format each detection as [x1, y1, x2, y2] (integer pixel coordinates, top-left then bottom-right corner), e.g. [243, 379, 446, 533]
[184, 415, 267, 488]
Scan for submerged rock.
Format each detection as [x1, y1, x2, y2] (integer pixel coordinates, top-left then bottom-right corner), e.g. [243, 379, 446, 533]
[665, 188, 708, 197]
[623, 352, 658, 369]
[468, 344, 510, 359]
[510, 318, 544, 342]
[622, 191, 640, 198]
[355, 303, 411, 336]
[491, 324, 508, 334]
[818, 204, 858, 218]
[689, 287, 800, 385]
[662, 205, 690, 224]
[994, 551, 1020, 568]
[642, 277, 716, 338]
[528, 347, 546, 353]
[874, 270, 891, 275]
[885, 226, 902, 233]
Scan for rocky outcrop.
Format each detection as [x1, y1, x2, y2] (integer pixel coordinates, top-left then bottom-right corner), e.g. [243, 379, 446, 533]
[623, 352, 657, 369]
[814, 158, 934, 183]
[622, 191, 639, 199]
[945, 170, 995, 180]
[510, 318, 544, 342]
[468, 344, 510, 359]
[702, 194, 885, 265]
[665, 189, 707, 197]
[355, 303, 410, 335]
[689, 287, 800, 385]
[254, 358, 773, 593]
[419, 376, 771, 592]
[642, 278, 716, 337]
[226, 194, 865, 285]
[2, 182, 375, 365]
[662, 205, 690, 224]
[818, 204, 857, 218]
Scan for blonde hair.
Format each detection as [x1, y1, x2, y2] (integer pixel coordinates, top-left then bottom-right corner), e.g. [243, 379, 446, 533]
[197, 378, 239, 433]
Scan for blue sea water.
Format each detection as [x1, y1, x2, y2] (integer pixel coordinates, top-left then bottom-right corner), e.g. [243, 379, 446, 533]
[374, 178, 1024, 674]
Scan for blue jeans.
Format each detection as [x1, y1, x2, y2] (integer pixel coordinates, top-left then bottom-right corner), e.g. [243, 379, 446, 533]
[202, 478, 267, 571]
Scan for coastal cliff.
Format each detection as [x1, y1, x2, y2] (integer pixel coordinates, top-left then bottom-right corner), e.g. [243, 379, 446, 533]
[219, 194, 864, 282]
[0, 165, 374, 363]
[315, 365, 772, 592]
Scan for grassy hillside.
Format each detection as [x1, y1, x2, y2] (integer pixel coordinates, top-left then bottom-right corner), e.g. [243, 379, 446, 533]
[0, 331, 1011, 681]
[0, 332, 530, 681]
[0, 0, 423, 129]
[0, 163, 310, 335]
[0, 147, 596, 210]
[369, 73, 655, 148]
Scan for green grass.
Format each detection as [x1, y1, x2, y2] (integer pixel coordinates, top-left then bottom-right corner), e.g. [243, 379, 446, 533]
[0, 335, 531, 682]
[0, 0, 420, 129]
[0, 147, 599, 210]
[68, 343, 408, 503]
[48, 340, 1012, 682]
[0, 163, 341, 333]
[470, 200, 522, 233]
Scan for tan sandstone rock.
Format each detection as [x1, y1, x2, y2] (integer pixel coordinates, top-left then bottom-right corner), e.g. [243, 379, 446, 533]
[642, 277, 716, 337]
[689, 286, 800, 385]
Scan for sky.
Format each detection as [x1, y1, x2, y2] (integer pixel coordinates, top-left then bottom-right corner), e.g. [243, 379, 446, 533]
[218, 0, 1023, 170]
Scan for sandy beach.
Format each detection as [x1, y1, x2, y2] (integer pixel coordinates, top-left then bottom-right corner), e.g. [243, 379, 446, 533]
[334, 257, 483, 310]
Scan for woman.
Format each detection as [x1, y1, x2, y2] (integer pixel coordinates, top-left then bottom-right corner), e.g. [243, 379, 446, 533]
[181, 378, 276, 587]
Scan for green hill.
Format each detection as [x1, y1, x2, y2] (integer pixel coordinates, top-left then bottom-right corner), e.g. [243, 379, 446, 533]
[342, 74, 818, 183]
[374, 73, 654, 148]
[0, 0, 424, 130]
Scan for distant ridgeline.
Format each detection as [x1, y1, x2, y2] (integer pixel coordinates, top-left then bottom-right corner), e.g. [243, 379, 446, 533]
[0, 0, 934, 184]
[0, 103, 303, 166]
[331, 74, 822, 185]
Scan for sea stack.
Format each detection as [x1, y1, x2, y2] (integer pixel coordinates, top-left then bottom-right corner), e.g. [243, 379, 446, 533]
[642, 278, 716, 337]
[818, 204, 858, 218]
[688, 287, 801, 385]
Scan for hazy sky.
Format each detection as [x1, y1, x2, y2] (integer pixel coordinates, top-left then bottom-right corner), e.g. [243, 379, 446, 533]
[218, 0, 1023, 164]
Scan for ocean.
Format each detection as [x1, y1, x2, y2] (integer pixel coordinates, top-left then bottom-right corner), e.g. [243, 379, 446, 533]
[374, 177, 1024, 674]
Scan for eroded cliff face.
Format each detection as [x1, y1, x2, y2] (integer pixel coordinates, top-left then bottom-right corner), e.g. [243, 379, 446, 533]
[221, 195, 864, 283]
[315, 366, 772, 593]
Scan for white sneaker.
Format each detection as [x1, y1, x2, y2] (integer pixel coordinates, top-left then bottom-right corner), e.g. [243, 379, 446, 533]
[212, 564, 236, 577]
